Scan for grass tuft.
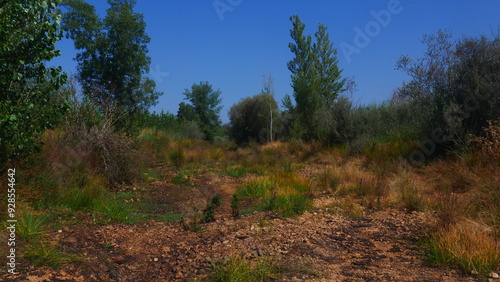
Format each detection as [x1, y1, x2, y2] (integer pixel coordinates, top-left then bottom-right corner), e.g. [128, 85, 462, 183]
[427, 222, 500, 275]
[210, 253, 279, 281]
[236, 172, 312, 216]
[17, 212, 49, 243]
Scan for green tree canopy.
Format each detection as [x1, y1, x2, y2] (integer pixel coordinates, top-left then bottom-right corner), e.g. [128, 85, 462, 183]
[287, 15, 345, 140]
[0, 0, 68, 165]
[182, 82, 223, 142]
[394, 30, 500, 146]
[229, 93, 280, 145]
[62, 0, 161, 130]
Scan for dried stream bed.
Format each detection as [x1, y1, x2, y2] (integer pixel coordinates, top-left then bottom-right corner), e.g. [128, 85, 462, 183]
[1, 166, 484, 281]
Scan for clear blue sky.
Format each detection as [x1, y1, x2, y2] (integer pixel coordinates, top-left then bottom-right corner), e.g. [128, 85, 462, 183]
[50, 0, 500, 123]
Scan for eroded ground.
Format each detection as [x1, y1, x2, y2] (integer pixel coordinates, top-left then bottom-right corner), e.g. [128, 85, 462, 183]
[1, 163, 485, 281]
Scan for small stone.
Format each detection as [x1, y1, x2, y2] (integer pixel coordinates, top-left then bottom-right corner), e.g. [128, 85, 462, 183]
[153, 258, 158, 262]
[491, 272, 499, 279]
[58, 230, 63, 233]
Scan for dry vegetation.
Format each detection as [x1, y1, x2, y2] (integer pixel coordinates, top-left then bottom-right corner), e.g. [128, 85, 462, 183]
[1, 121, 499, 281]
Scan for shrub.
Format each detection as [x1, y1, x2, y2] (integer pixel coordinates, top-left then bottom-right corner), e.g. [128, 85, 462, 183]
[203, 194, 222, 223]
[168, 144, 186, 168]
[231, 194, 240, 218]
[468, 118, 500, 161]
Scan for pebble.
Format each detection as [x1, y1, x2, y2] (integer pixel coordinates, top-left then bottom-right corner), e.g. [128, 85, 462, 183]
[491, 272, 499, 279]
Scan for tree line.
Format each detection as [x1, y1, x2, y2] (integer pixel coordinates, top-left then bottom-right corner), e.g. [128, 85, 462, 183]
[1, 0, 499, 168]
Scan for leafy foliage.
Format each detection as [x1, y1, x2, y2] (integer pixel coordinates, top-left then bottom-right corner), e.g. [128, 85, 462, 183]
[62, 0, 162, 131]
[229, 93, 280, 144]
[0, 0, 68, 165]
[181, 81, 223, 142]
[394, 30, 500, 149]
[287, 15, 345, 140]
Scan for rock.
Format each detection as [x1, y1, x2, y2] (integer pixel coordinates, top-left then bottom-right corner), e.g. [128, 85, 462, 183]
[491, 272, 499, 278]
[153, 258, 158, 262]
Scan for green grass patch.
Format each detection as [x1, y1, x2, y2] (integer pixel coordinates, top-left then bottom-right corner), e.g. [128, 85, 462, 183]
[17, 212, 49, 243]
[94, 198, 139, 224]
[24, 241, 79, 268]
[236, 172, 312, 217]
[141, 169, 161, 180]
[209, 254, 279, 281]
[158, 213, 185, 223]
[226, 166, 249, 178]
[172, 170, 190, 184]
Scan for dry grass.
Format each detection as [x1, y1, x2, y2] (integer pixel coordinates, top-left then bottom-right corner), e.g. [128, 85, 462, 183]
[427, 221, 500, 275]
[388, 170, 431, 212]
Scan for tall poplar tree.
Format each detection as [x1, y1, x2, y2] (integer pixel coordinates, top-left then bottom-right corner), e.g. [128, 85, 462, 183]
[287, 15, 345, 139]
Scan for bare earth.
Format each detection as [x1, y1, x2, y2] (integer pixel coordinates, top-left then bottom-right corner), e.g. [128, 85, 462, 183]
[1, 164, 486, 281]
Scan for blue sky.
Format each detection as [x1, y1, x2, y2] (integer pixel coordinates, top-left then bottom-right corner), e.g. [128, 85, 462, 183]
[50, 0, 500, 123]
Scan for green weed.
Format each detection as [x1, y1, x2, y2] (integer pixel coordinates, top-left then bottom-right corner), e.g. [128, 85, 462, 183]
[210, 253, 279, 281]
[227, 166, 249, 178]
[95, 198, 139, 224]
[17, 212, 49, 243]
[172, 170, 190, 184]
[24, 241, 79, 268]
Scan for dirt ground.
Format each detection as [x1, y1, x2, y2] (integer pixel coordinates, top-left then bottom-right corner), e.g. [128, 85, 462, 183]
[1, 164, 489, 281]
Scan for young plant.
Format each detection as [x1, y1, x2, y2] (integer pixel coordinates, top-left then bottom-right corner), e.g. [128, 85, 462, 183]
[231, 194, 240, 218]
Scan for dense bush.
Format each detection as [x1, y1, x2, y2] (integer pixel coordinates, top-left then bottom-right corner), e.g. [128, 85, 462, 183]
[394, 30, 500, 150]
[0, 0, 68, 166]
[229, 93, 281, 144]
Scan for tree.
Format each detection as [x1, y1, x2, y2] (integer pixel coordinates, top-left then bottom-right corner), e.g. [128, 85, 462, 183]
[287, 15, 345, 139]
[62, 0, 161, 130]
[261, 74, 277, 142]
[287, 15, 318, 137]
[182, 82, 223, 142]
[0, 0, 68, 165]
[394, 30, 500, 147]
[314, 24, 345, 106]
[229, 94, 280, 144]
[177, 102, 198, 122]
